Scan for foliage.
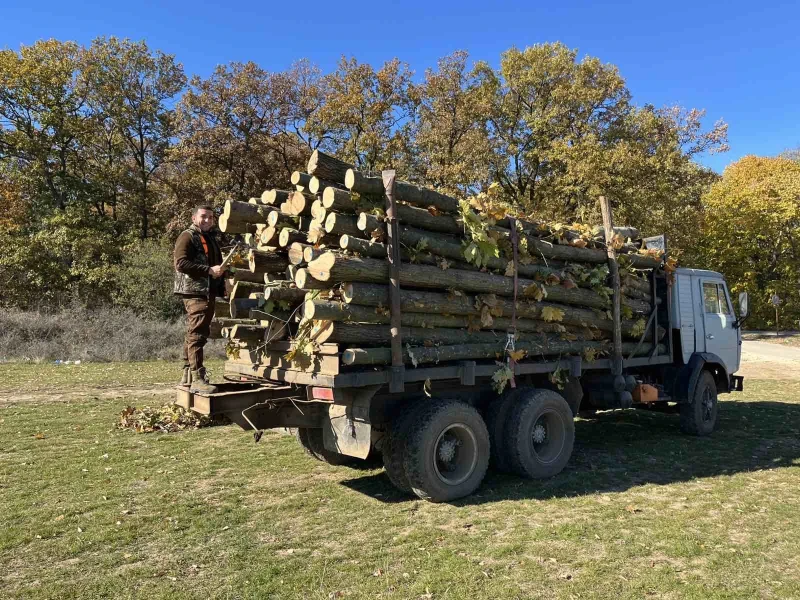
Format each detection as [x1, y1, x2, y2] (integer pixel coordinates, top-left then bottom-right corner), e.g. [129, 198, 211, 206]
[118, 403, 215, 433]
[693, 156, 800, 328]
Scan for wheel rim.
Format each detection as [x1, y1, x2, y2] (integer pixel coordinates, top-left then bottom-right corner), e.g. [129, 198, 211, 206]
[701, 386, 715, 422]
[528, 409, 566, 465]
[432, 423, 478, 486]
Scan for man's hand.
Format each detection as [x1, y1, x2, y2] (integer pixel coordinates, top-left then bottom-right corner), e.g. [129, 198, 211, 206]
[209, 265, 226, 279]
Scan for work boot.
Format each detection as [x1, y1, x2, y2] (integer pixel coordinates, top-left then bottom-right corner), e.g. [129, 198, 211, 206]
[190, 369, 218, 394]
[180, 366, 191, 387]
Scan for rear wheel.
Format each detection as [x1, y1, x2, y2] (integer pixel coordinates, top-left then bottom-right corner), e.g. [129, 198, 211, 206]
[381, 402, 424, 494]
[403, 400, 489, 502]
[680, 371, 718, 436]
[504, 388, 575, 479]
[484, 389, 520, 472]
[295, 427, 357, 466]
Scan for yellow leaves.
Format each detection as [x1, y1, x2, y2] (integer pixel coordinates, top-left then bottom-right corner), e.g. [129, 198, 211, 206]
[582, 347, 599, 362]
[437, 257, 451, 270]
[541, 306, 565, 322]
[508, 349, 526, 361]
[570, 237, 588, 248]
[610, 233, 625, 251]
[480, 305, 494, 328]
[504, 262, 516, 277]
[522, 282, 547, 301]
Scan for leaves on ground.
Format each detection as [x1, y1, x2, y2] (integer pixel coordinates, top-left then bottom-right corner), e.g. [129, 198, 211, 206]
[118, 404, 217, 433]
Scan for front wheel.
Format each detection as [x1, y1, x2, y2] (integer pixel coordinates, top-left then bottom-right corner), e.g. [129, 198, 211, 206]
[403, 400, 490, 502]
[680, 371, 718, 436]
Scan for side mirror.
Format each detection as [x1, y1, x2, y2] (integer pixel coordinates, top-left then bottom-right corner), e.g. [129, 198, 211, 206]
[738, 292, 749, 319]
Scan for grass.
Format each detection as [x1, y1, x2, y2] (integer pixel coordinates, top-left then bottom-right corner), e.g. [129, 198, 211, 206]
[2, 363, 800, 599]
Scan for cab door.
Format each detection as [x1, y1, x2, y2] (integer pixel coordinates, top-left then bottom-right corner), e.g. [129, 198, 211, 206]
[700, 279, 738, 373]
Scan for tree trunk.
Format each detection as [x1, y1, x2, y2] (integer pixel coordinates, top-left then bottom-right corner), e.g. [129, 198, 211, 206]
[294, 268, 334, 290]
[325, 212, 363, 237]
[342, 341, 663, 366]
[345, 169, 459, 213]
[288, 242, 309, 265]
[307, 150, 353, 184]
[267, 210, 297, 229]
[306, 252, 611, 309]
[278, 228, 306, 247]
[265, 286, 307, 304]
[261, 189, 292, 206]
[309, 176, 344, 195]
[231, 280, 264, 300]
[322, 187, 359, 213]
[339, 234, 471, 270]
[303, 246, 327, 263]
[223, 200, 273, 225]
[310, 321, 516, 345]
[228, 267, 267, 284]
[218, 214, 257, 234]
[291, 171, 312, 190]
[248, 249, 289, 274]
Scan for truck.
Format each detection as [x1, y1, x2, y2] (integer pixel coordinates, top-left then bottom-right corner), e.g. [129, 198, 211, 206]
[177, 264, 748, 503]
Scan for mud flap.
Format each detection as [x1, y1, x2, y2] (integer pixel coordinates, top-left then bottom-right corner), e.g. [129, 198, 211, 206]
[323, 400, 372, 459]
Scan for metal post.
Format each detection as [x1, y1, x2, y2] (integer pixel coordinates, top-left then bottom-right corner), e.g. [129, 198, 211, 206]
[383, 170, 404, 393]
[600, 196, 627, 404]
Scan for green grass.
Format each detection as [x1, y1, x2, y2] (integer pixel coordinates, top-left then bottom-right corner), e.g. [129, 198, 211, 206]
[2, 362, 800, 599]
[743, 331, 800, 347]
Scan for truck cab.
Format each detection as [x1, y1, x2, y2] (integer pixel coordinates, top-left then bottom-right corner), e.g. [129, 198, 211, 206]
[672, 268, 743, 377]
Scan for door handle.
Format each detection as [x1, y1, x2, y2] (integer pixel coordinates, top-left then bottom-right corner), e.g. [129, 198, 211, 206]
[706, 334, 714, 340]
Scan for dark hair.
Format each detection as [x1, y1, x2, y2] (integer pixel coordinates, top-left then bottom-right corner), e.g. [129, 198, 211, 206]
[192, 205, 214, 216]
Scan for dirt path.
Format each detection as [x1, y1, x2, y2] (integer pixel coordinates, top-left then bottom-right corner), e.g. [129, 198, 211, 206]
[0, 385, 174, 407]
[738, 340, 800, 380]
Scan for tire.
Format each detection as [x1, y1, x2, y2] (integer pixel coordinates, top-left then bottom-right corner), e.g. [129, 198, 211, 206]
[296, 427, 356, 466]
[381, 403, 423, 494]
[484, 389, 520, 472]
[504, 388, 575, 479]
[403, 400, 490, 502]
[680, 371, 718, 436]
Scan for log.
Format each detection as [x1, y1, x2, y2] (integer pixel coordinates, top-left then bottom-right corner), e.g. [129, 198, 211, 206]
[307, 150, 353, 184]
[286, 265, 298, 281]
[345, 168, 459, 213]
[303, 246, 326, 263]
[294, 268, 334, 290]
[340, 283, 653, 339]
[214, 297, 231, 318]
[230, 324, 268, 345]
[223, 200, 273, 225]
[343, 341, 663, 366]
[264, 273, 286, 283]
[262, 189, 293, 206]
[248, 249, 289, 274]
[288, 191, 314, 216]
[322, 187, 359, 213]
[623, 274, 651, 295]
[310, 321, 512, 345]
[265, 286, 307, 304]
[218, 214, 257, 234]
[290, 171, 312, 189]
[324, 212, 362, 237]
[339, 235, 471, 270]
[267, 210, 297, 228]
[278, 228, 306, 247]
[309, 176, 342, 195]
[288, 242, 309, 265]
[306, 253, 609, 308]
[304, 300, 602, 338]
[259, 226, 278, 246]
[310, 199, 326, 221]
[231, 281, 264, 300]
[228, 267, 266, 284]
[230, 297, 264, 319]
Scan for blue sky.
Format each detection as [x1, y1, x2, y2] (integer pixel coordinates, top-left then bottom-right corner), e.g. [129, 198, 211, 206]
[2, 0, 798, 172]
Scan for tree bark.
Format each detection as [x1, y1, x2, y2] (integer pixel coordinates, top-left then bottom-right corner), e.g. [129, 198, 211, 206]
[345, 168, 459, 213]
[339, 234, 471, 270]
[228, 267, 266, 284]
[322, 187, 359, 213]
[223, 200, 274, 225]
[309, 176, 344, 195]
[325, 212, 363, 237]
[231, 280, 264, 300]
[265, 286, 307, 304]
[288, 242, 309, 265]
[291, 171, 312, 189]
[306, 252, 611, 309]
[230, 297, 264, 319]
[342, 341, 664, 366]
[307, 150, 353, 184]
[278, 228, 306, 247]
[248, 249, 289, 274]
[218, 214, 257, 234]
[267, 210, 297, 229]
[261, 189, 292, 206]
[294, 268, 334, 290]
[310, 321, 514, 345]
[214, 297, 231, 318]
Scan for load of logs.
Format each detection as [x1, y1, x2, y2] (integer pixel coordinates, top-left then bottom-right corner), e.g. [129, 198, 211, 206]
[210, 150, 667, 379]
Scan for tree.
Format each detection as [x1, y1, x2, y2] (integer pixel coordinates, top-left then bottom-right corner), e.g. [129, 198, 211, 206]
[83, 37, 186, 239]
[409, 51, 489, 195]
[694, 156, 800, 327]
[306, 56, 418, 171]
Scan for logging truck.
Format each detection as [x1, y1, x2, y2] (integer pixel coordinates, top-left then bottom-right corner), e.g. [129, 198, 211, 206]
[178, 265, 747, 503]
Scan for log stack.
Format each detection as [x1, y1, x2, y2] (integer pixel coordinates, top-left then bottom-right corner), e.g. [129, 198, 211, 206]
[210, 150, 668, 378]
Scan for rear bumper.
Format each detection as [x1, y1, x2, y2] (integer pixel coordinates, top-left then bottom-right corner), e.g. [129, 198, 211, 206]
[730, 374, 744, 392]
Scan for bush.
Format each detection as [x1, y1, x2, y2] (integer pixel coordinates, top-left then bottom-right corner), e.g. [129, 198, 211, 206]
[0, 306, 225, 362]
[110, 238, 184, 321]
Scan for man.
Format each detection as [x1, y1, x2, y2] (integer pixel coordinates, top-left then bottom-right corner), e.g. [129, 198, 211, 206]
[174, 205, 226, 393]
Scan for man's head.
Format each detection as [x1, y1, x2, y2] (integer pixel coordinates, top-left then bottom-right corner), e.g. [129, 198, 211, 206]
[192, 205, 215, 232]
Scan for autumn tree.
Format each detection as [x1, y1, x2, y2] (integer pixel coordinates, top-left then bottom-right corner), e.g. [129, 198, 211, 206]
[693, 156, 800, 327]
[83, 37, 186, 239]
[306, 56, 418, 171]
[409, 51, 489, 195]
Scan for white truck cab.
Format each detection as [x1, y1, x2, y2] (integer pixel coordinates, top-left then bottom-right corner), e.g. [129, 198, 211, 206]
[672, 268, 743, 375]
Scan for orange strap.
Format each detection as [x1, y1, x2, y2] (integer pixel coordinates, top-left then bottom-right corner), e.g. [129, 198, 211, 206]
[198, 233, 210, 258]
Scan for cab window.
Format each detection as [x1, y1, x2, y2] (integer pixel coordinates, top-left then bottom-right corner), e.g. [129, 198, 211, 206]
[703, 282, 731, 315]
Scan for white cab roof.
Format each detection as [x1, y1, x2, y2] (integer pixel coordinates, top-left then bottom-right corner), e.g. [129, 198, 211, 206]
[675, 267, 724, 280]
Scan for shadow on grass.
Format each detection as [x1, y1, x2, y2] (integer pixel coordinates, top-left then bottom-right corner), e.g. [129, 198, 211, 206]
[339, 400, 800, 505]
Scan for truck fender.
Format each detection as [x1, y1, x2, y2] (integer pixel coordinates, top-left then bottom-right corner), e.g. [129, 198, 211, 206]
[674, 353, 729, 404]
